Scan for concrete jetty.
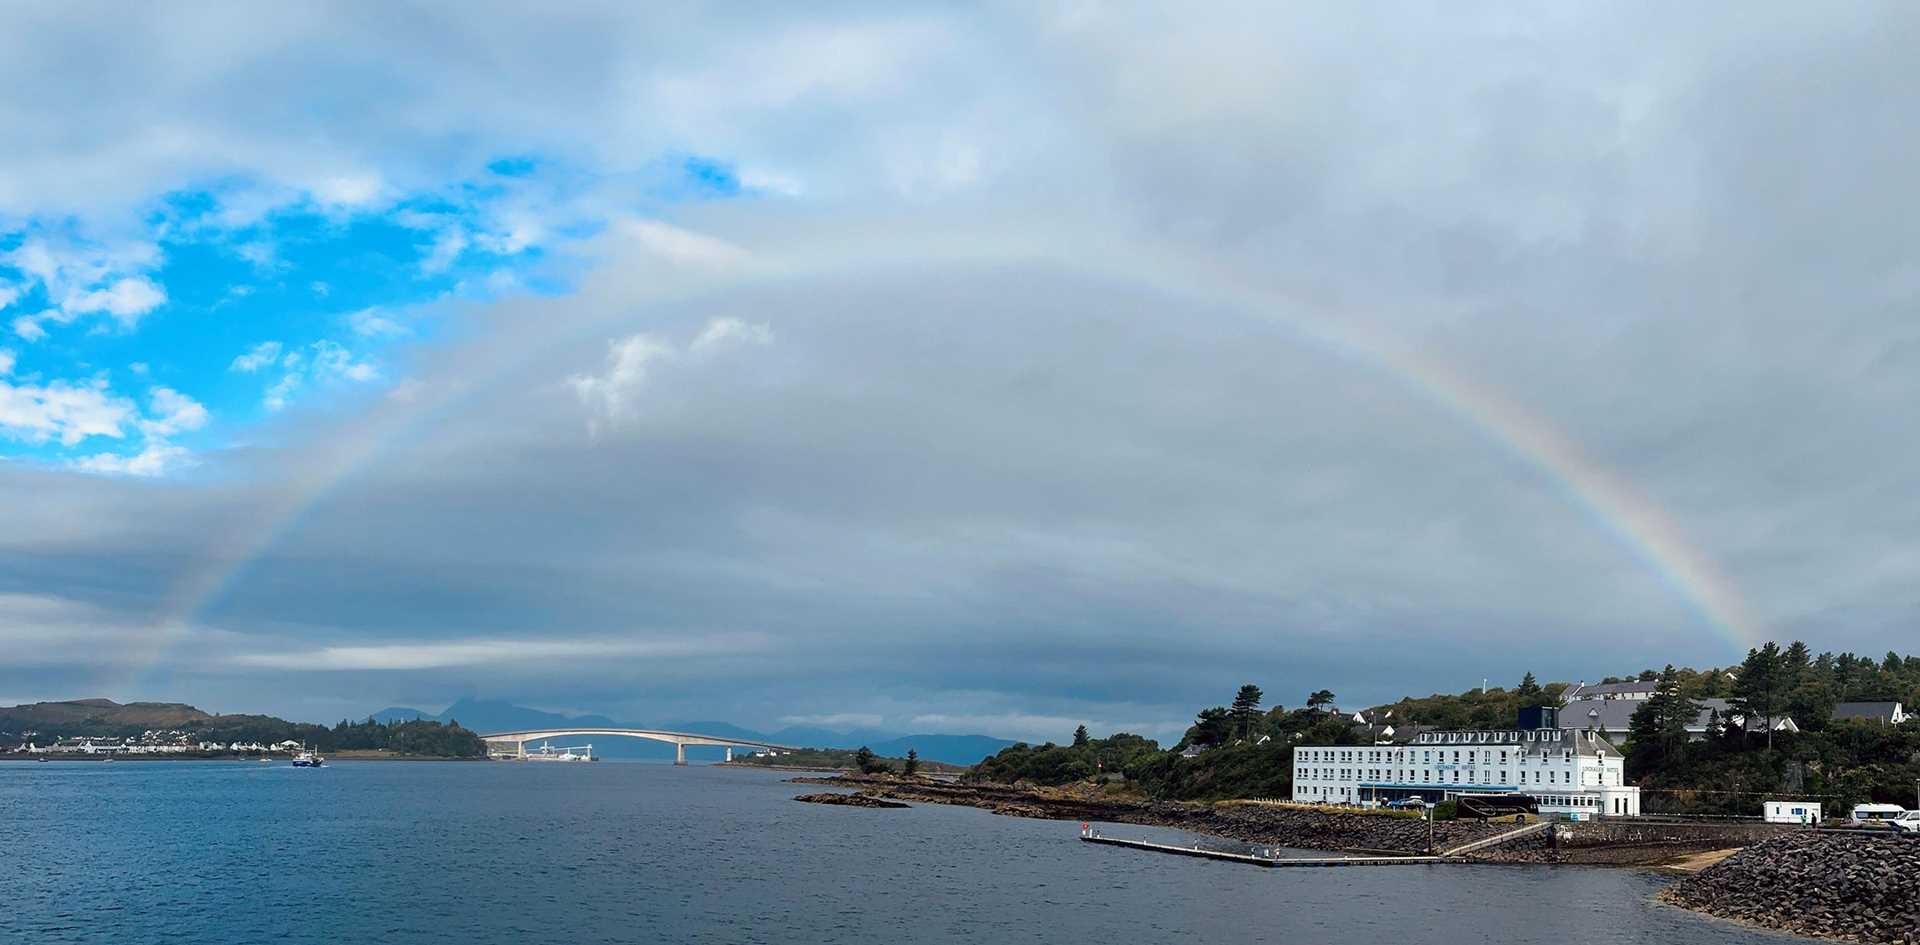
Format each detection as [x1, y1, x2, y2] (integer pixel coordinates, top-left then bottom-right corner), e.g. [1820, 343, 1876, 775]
[1078, 828, 1447, 867]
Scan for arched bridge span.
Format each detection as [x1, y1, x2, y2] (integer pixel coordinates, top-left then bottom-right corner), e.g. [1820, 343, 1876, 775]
[480, 728, 799, 765]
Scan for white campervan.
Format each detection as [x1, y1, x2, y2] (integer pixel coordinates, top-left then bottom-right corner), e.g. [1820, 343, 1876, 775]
[1849, 803, 1906, 826]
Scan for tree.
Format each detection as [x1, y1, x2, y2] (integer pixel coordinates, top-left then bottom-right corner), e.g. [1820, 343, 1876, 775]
[1190, 707, 1232, 748]
[1307, 689, 1336, 713]
[1626, 664, 1701, 776]
[1229, 684, 1264, 740]
[854, 745, 886, 774]
[1072, 724, 1089, 748]
[1732, 643, 1788, 751]
[903, 749, 920, 777]
[1513, 672, 1556, 708]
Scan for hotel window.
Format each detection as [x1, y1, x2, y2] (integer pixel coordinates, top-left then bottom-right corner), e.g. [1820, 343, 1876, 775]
[1500, 751, 1508, 764]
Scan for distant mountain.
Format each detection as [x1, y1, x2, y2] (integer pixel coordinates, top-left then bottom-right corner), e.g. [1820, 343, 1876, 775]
[765, 725, 903, 749]
[865, 734, 1016, 767]
[364, 700, 1014, 766]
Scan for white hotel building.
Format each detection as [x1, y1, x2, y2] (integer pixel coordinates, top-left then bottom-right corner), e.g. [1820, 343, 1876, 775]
[1290, 708, 1642, 819]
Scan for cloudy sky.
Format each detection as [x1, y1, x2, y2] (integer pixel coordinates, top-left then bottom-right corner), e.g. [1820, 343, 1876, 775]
[3, 4, 1917, 742]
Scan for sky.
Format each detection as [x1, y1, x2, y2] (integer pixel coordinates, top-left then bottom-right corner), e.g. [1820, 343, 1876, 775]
[3, 4, 1918, 744]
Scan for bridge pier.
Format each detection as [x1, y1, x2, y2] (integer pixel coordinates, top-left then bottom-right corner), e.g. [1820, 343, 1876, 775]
[675, 742, 686, 766]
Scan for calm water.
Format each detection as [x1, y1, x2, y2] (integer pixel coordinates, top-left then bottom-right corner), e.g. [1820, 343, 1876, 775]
[1, 761, 1808, 945]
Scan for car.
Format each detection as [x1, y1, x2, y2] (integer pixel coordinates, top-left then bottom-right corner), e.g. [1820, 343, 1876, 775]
[1387, 798, 1429, 810]
[1890, 811, 1920, 834]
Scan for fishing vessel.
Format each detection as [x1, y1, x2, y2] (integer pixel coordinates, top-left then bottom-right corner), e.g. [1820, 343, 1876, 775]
[291, 746, 324, 767]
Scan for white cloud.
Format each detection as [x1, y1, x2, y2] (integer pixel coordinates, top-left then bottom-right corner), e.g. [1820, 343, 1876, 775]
[312, 173, 386, 208]
[0, 349, 13, 376]
[229, 341, 283, 373]
[61, 277, 166, 327]
[228, 634, 765, 671]
[570, 317, 773, 432]
[11, 316, 46, 342]
[420, 227, 468, 274]
[569, 333, 673, 431]
[0, 283, 18, 311]
[0, 374, 132, 445]
[129, 361, 149, 376]
[261, 340, 378, 410]
[2, 238, 167, 337]
[233, 240, 277, 269]
[71, 440, 193, 477]
[140, 386, 209, 437]
[264, 373, 301, 412]
[347, 308, 407, 338]
[692, 316, 774, 352]
[311, 340, 378, 382]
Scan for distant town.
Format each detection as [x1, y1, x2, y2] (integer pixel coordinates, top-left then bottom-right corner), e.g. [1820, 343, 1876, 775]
[5, 728, 308, 757]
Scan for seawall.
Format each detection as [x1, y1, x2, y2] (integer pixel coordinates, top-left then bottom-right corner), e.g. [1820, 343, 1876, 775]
[1659, 832, 1920, 944]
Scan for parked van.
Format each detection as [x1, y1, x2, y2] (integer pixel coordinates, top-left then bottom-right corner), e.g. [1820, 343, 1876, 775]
[1763, 801, 1821, 824]
[1849, 803, 1906, 825]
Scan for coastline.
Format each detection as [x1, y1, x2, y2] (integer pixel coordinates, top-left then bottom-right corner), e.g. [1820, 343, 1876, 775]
[1, 751, 483, 762]
[785, 774, 1513, 855]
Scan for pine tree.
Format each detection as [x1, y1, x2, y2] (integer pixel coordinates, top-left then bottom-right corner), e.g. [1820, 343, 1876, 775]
[1732, 643, 1787, 751]
[1072, 724, 1090, 748]
[1230, 684, 1264, 740]
[1625, 664, 1698, 777]
[903, 749, 920, 776]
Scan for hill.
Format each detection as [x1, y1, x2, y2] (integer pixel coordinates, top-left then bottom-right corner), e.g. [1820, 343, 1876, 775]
[0, 699, 213, 731]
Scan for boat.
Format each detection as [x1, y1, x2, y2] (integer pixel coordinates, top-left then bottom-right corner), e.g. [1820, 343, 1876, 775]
[523, 740, 595, 762]
[291, 746, 325, 768]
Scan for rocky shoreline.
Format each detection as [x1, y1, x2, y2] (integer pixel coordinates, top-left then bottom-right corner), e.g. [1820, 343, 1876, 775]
[1659, 832, 1920, 944]
[788, 775, 1511, 854]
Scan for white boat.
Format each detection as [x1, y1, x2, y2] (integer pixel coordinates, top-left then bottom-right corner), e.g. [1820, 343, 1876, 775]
[291, 746, 324, 768]
[524, 740, 595, 762]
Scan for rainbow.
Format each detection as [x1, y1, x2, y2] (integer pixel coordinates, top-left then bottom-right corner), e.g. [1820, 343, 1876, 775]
[125, 233, 1763, 687]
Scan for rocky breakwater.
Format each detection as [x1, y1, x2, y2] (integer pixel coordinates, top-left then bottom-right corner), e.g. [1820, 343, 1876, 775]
[790, 776, 1510, 854]
[795, 792, 911, 809]
[1660, 832, 1920, 944]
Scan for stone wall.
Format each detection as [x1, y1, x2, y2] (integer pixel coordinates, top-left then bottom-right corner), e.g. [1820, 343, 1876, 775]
[1467, 820, 1799, 864]
[1660, 832, 1920, 944]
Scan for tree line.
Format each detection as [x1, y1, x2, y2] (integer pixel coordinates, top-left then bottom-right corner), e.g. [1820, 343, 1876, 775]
[964, 643, 1920, 811]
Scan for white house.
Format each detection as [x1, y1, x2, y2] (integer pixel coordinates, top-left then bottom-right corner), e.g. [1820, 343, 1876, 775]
[1291, 708, 1641, 818]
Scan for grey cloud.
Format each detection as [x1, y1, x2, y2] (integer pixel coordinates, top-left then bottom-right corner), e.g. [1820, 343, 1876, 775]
[4, 5, 1920, 738]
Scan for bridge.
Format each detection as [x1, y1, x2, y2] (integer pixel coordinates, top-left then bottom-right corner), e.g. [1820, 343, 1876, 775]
[480, 728, 799, 765]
